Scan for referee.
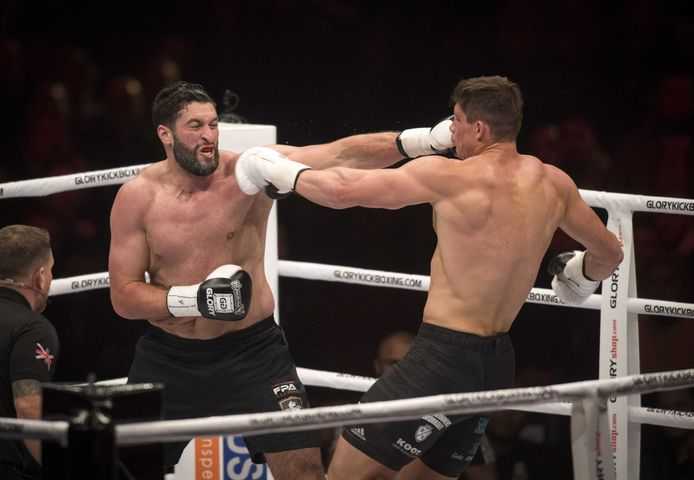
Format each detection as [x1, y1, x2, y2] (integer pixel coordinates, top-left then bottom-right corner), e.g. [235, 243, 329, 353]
[0, 225, 58, 480]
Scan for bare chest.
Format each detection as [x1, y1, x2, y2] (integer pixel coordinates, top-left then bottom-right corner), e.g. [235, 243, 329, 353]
[144, 186, 263, 279]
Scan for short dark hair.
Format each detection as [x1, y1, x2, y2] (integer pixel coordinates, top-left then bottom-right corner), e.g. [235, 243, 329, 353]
[0, 225, 51, 279]
[151, 81, 216, 128]
[451, 76, 524, 141]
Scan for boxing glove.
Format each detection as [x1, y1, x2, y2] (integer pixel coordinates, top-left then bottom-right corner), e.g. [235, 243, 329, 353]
[235, 146, 311, 199]
[396, 116, 454, 158]
[549, 251, 600, 305]
[167, 264, 252, 321]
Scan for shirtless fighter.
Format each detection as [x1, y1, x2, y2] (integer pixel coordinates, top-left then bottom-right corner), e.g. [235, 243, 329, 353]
[107, 81, 404, 477]
[235, 75, 624, 479]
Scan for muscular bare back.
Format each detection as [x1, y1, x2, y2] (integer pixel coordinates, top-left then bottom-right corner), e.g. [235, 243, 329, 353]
[424, 151, 566, 335]
[109, 150, 276, 339]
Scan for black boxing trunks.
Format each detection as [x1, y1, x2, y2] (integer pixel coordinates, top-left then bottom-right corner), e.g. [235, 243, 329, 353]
[127, 316, 320, 467]
[342, 322, 515, 477]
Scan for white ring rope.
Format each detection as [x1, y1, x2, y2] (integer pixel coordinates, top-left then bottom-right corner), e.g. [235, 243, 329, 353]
[85, 368, 694, 431]
[112, 367, 694, 446]
[47, 266, 694, 320]
[0, 165, 150, 198]
[3, 367, 693, 446]
[579, 190, 694, 216]
[0, 417, 68, 445]
[3, 168, 694, 216]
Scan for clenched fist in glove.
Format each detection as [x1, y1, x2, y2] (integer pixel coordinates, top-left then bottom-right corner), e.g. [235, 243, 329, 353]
[235, 146, 311, 199]
[549, 251, 600, 305]
[396, 116, 454, 158]
[167, 264, 252, 321]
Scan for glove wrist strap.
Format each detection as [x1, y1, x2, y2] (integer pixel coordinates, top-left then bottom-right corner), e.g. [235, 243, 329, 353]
[167, 285, 201, 317]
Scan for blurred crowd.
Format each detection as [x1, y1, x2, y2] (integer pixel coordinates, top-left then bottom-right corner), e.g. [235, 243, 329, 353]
[1, 1, 693, 478]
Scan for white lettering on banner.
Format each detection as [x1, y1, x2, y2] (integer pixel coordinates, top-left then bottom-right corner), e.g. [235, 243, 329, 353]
[645, 200, 694, 212]
[227, 458, 255, 480]
[226, 436, 248, 455]
[224, 435, 270, 479]
[196, 437, 217, 480]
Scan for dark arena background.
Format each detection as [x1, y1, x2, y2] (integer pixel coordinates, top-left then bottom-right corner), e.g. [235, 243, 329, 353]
[1, 1, 693, 479]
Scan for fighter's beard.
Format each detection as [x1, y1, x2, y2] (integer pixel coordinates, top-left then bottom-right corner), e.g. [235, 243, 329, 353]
[173, 137, 219, 176]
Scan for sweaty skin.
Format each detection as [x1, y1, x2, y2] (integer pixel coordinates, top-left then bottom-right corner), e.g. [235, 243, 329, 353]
[295, 106, 623, 336]
[109, 101, 402, 339]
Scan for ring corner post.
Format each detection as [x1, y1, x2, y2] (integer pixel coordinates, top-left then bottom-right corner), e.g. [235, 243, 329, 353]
[598, 206, 639, 480]
[217, 122, 280, 323]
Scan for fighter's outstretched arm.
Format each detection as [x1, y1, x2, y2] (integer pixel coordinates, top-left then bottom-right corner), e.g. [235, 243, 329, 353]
[295, 156, 446, 210]
[272, 132, 404, 170]
[269, 116, 453, 171]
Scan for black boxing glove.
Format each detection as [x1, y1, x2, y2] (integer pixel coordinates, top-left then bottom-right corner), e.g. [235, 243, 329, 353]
[167, 264, 252, 321]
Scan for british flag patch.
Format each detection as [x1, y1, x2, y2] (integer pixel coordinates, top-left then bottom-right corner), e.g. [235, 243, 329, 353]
[35, 343, 54, 370]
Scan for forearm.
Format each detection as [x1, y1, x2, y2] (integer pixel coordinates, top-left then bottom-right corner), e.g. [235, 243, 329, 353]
[584, 247, 623, 281]
[110, 280, 169, 320]
[289, 132, 402, 170]
[334, 132, 402, 168]
[25, 439, 40, 464]
[296, 168, 364, 209]
[14, 390, 42, 463]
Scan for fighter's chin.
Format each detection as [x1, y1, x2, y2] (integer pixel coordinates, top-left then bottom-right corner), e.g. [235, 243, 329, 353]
[192, 157, 219, 176]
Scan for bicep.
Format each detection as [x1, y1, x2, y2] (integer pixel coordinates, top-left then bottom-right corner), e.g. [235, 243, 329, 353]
[325, 157, 440, 209]
[108, 185, 150, 287]
[344, 168, 436, 209]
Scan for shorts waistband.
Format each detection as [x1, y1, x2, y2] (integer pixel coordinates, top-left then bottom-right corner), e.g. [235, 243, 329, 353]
[144, 316, 277, 352]
[417, 322, 511, 352]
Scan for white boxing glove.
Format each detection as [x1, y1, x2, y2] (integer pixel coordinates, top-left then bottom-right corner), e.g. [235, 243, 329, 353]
[167, 264, 252, 321]
[235, 146, 311, 198]
[396, 116, 454, 158]
[549, 251, 600, 305]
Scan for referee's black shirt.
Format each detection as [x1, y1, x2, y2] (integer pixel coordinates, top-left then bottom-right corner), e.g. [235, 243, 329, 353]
[0, 287, 59, 478]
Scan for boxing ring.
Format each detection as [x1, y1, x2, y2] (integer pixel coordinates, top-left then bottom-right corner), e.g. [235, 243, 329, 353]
[1, 123, 694, 480]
